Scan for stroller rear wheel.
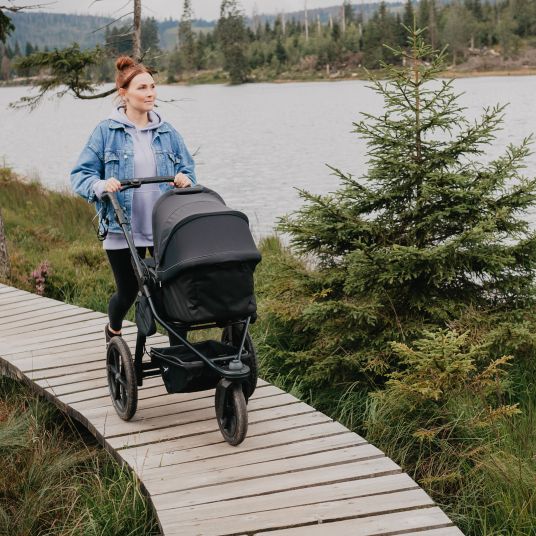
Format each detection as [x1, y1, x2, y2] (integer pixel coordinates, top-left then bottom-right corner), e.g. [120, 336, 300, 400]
[221, 325, 258, 399]
[106, 337, 138, 421]
[215, 380, 248, 446]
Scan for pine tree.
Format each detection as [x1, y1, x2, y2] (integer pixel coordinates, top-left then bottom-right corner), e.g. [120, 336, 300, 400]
[216, 0, 250, 84]
[0, 10, 14, 44]
[179, 0, 196, 71]
[273, 25, 536, 385]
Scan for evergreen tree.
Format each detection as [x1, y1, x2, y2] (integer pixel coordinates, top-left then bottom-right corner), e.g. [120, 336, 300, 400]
[403, 0, 414, 30]
[274, 26, 536, 385]
[216, 0, 250, 84]
[141, 16, 160, 54]
[179, 0, 196, 71]
[0, 10, 14, 43]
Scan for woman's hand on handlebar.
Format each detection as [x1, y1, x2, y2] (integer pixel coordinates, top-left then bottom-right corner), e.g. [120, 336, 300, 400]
[104, 177, 122, 193]
[173, 173, 192, 189]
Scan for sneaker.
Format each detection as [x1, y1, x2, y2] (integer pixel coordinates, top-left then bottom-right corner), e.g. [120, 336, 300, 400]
[105, 324, 121, 345]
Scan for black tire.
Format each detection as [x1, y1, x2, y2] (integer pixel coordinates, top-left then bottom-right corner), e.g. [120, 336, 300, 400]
[106, 337, 138, 421]
[221, 325, 258, 399]
[215, 381, 248, 446]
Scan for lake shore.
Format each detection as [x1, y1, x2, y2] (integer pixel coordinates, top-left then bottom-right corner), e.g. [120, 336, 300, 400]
[3, 64, 536, 90]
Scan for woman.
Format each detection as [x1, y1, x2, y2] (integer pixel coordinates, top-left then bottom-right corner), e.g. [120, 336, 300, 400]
[71, 56, 196, 343]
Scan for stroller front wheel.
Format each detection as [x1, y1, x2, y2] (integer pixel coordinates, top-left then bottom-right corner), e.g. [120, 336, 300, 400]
[106, 337, 138, 421]
[221, 325, 258, 399]
[215, 380, 248, 446]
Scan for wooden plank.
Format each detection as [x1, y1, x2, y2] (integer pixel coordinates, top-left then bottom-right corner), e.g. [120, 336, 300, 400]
[107, 403, 319, 449]
[122, 421, 351, 471]
[157, 473, 419, 526]
[163, 488, 435, 536]
[144, 444, 384, 494]
[136, 432, 361, 478]
[150, 457, 401, 510]
[84, 385, 284, 424]
[1, 311, 105, 336]
[0, 300, 73, 319]
[118, 412, 334, 457]
[252, 508, 454, 536]
[0, 304, 87, 329]
[27, 361, 106, 380]
[91, 393, 299, 437]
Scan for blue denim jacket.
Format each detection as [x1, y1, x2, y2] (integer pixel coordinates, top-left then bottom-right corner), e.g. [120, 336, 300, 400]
[70, 118, 196, 234]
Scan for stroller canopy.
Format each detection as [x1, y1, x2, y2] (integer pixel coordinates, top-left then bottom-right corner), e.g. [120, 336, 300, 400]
[153, 186, 261, 283]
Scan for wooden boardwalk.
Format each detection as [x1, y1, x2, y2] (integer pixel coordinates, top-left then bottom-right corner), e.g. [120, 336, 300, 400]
[0, 283, 464, 536]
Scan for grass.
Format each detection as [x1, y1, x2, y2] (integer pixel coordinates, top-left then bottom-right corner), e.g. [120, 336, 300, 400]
[0, 376, 159, 536]
[0, 168, 162, 534]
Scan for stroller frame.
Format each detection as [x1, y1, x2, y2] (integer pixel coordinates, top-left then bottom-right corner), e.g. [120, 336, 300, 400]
[103, 177, 256, 446]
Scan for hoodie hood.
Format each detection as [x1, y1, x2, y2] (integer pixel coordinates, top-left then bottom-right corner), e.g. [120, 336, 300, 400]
[109, 106, 163, 131]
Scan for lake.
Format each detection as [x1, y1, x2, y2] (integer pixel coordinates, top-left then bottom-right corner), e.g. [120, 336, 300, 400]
[1, 76, 536, 236]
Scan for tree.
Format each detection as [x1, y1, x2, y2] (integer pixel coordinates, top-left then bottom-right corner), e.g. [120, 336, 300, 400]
[0, 10, 14, 43]
[273, 26, 536, 387]
[179, 0, 196, 71]
[216, 0, 249, 84]
[141, 16, 159, 55]
[441, 3, 475, 64]
[402, 0, 414, 30]
[10, 0, 145, 108]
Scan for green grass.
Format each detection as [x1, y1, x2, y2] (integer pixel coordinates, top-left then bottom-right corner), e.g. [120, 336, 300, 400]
[0, 376, 159, 536]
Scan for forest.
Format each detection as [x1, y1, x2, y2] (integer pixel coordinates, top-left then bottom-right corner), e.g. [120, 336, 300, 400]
[1, 0, 536, 84]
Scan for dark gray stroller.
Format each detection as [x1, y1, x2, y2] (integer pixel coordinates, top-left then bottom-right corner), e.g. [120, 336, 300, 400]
[103, 178, 261, 446]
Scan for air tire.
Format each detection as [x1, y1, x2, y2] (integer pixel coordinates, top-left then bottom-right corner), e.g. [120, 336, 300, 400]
[215, 380, 248, 446]
[106, 336, 138, 421]
[221, 325, 258, 399]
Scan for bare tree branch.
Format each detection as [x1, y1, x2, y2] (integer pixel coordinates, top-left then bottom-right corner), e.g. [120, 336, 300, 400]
[0, 2, 54, 12]
[91, 10, 132, 34]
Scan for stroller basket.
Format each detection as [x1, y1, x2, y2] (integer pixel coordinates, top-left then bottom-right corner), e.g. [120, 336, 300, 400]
[150, 340, 249, 393]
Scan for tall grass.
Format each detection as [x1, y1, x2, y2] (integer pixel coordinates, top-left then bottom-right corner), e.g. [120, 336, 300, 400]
[0, 376, 159, 536]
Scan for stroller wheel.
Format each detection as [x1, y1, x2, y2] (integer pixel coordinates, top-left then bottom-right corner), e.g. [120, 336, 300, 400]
[221, 325, 258, 399]
[106, 337, 138, 421]
[215, 380, 248, 446]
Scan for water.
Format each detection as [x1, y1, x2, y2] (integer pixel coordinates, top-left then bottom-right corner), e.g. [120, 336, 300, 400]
[1, 76, 536, 236]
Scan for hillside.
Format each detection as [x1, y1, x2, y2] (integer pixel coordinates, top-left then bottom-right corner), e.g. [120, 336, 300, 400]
[5, 2, 401, 52]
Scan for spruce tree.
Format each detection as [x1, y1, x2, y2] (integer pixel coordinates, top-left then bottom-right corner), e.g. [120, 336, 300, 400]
[273, 26, 536, 384]
[179, 0, 196, 71]
[216, 0, 250, 84]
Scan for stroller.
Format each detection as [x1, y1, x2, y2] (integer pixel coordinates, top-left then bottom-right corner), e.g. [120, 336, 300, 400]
[103, 178, 261, 446]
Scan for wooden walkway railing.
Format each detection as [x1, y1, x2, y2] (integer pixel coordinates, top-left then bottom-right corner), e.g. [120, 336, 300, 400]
[0, 283, 464, 536]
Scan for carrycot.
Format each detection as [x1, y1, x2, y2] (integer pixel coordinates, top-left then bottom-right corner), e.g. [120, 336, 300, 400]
[152, 186, 261, 324]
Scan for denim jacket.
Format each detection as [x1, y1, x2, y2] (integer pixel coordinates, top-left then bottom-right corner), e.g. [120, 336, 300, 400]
[70, 118, 196, 234]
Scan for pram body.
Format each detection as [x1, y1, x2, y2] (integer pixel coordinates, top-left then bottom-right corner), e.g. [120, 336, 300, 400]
[103, 178, 261, 446]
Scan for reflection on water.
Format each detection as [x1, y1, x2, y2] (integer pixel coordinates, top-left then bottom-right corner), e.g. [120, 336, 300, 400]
[1, 77, 536, 236]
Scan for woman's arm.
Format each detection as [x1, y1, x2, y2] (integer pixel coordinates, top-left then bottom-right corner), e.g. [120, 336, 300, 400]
[170, 126, 197, 187]
[70, 126, 105, 203]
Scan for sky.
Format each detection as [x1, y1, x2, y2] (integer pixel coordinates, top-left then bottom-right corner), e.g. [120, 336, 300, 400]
[21, 0, 359, 22]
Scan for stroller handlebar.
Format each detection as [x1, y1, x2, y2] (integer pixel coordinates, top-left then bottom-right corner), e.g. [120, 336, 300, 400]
[118, 176, 175, 192]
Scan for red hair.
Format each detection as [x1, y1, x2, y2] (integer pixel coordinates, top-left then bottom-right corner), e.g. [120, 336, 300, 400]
[115, 56, 152, 89]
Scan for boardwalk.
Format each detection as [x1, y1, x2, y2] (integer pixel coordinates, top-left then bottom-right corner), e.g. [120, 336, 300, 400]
[0, 283, 463, 536]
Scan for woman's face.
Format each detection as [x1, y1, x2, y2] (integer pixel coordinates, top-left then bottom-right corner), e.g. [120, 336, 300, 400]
[121, 72, 156, 114]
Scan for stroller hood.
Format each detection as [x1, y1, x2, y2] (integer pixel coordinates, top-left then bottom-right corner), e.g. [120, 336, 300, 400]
[153, 185, 261, 282]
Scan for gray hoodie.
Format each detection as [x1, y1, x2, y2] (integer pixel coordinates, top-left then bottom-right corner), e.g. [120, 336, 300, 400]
[95, 106, 164, 250]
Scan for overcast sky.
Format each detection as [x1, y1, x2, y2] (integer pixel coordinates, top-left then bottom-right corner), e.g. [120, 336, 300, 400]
[24, 0, 357, 21]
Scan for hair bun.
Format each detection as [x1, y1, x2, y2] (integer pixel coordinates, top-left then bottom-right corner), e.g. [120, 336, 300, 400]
[116, 56, 136, 72]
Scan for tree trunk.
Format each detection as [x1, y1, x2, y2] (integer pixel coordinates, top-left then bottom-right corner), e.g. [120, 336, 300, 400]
[132, 0, 142, 60]
[0, 209, 10, 280]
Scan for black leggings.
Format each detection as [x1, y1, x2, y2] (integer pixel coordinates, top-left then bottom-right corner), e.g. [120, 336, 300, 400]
[106, 247, 153, 332]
